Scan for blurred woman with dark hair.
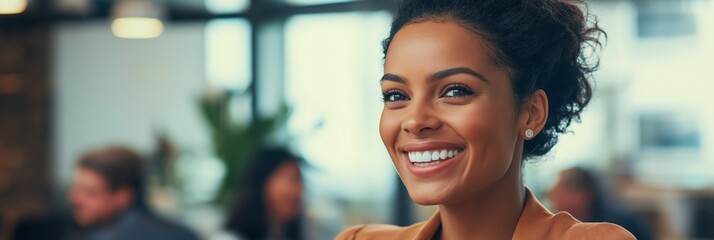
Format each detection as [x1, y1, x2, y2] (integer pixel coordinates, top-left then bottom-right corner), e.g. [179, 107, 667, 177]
[223, 148, 304, 240]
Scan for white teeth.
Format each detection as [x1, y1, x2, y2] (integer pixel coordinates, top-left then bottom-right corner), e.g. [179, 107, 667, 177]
[414, 161, 442, 167]
[421, 151, 431, 162]
[407, 148, 462, 163]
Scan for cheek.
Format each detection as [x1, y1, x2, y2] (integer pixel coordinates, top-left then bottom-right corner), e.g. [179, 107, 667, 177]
[265, 181, 280, 204]
[266, 179, 302, 219]
[380, 109, 410, 181]
[445, 101, 518, 187]
[449, 100, 516, 154]
[78, 194, 113, 220]
[267, 179, 296, 204]
[280, 180, 302, 202]
[94, 195, 116, 212]
[379, 110, 400, 156]
[72, 189, 100, 210]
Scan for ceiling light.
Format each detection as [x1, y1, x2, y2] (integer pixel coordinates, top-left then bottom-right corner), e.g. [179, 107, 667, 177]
[0, 0, 27, 14]
[111, 0, 165, 39]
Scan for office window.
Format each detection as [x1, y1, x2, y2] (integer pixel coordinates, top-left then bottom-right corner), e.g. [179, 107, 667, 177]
[205, 0, 249, 14]
[283, 11, 394, 238]
[205, 19, 251, 90]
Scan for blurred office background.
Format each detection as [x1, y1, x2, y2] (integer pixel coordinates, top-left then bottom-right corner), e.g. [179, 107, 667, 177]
[0, 0, 713, 239]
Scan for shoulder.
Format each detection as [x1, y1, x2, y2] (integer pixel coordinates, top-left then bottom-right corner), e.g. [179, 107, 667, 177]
[526, 211, 635, 240]
[118, 211, 199, 240]
[563, 222, 636, 240]
[516, 190, 637, 240]
[546, 212, 635, 240]
[335, 222, 427, 240]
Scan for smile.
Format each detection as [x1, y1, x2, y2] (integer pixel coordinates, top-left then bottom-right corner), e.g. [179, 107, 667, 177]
[407, 149, 460, 167]
[400, 142, 465, 174]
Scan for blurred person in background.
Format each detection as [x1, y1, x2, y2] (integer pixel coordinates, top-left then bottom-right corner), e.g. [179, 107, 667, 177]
[549, 167, 654, 240]
[68, 146, 198, 240]
[221, 147, 304, 240]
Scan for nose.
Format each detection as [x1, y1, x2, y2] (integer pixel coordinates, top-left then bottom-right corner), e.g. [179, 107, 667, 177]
[401, 103, 442, 136]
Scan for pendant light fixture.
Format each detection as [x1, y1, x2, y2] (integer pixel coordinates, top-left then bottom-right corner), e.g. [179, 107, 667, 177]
[110, 0, 165, 39]
[0, 0, 28, 14]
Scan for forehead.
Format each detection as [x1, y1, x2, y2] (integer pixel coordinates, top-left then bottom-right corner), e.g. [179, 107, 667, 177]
[75, 167, 110, 189]
[275, 160, 301, 173]
[384, 21, 499, 74]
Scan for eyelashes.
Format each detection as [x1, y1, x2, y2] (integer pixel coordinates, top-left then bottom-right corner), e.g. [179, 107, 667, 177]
[440, 84, 475, 98]
[381, 84, 476, 103]
[381, 89, 409, 102]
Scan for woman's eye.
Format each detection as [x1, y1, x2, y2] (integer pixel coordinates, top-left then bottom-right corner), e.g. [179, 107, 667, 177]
[382, 90, 409, 102]
[441, 85, 474, 98]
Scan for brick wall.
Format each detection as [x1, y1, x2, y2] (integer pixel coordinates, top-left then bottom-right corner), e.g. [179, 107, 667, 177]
[0, 20, 52, 239]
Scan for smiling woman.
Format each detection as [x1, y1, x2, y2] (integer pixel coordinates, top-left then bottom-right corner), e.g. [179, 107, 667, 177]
[337, 0, 636, 239]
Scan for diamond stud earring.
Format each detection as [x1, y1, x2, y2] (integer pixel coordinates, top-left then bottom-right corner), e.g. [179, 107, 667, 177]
[525, 129, 535, 139]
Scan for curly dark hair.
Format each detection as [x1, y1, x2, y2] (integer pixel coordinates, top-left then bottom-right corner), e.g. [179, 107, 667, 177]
[383, 0, 605, 159]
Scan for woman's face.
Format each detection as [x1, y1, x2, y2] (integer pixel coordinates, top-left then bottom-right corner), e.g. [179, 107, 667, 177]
[380, 21, 525, 205]
[264, 161, 303, 222]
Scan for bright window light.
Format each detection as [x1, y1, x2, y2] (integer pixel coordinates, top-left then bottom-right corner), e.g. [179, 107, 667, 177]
[205, 19, 251, 90]
[205, 0, 249, 14]
[284, 12, 394, 238]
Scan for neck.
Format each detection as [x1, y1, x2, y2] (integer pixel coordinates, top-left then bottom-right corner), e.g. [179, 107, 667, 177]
[437, 157, 526, 240]
[92, 205, 134, 229]
[267, 214, 286, 238]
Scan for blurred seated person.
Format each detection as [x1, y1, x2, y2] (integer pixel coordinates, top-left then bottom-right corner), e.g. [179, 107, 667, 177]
[549, 167, 654, 240]
[68, 146, 198, 240]
[222, 148, 304, 240]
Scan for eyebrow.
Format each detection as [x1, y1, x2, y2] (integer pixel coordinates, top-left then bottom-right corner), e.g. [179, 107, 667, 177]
[380, 73, 406, 84]
[429, 67, 490, 83]
[380, 67, 490, 84]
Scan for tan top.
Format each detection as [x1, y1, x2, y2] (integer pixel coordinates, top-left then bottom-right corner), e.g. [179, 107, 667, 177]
[335, 189, 635, 240]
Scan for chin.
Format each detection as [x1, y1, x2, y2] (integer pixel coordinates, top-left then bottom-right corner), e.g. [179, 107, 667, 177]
[411, 197, 443, 206]
[74, 212, 110, 227]
[405, 183, 452, 206]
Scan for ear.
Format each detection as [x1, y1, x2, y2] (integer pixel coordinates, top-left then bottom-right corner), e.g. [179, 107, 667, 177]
[111, 187, 135, 209]
[518, 89, 548, 140]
